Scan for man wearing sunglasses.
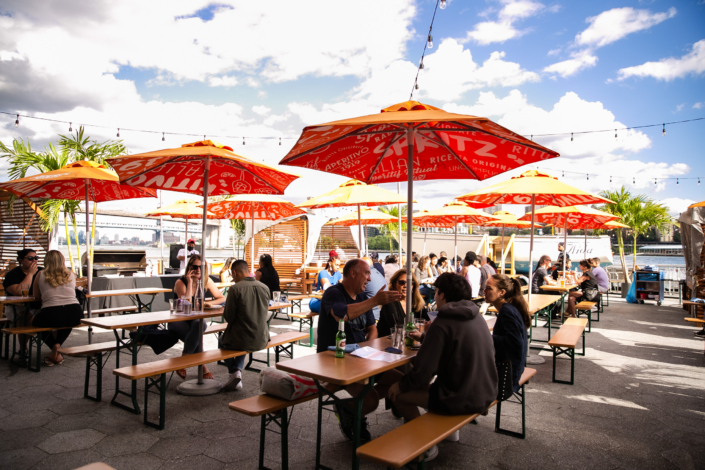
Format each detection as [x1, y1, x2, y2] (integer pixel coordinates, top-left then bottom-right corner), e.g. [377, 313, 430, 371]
[2, 249, 43, 366]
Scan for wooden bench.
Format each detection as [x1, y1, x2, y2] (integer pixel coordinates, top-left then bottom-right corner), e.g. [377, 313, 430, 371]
[59, 342, 117, 401]
[113, 331, 308, 429]
[229, 393, 319, 470]
[288, 312, 318, 348]
[245, 331, 309, 372]
[548, 318, 588, 385]
[357, 401, 498, 469]
[495, 367, 537, 439]
[88, 306, 139, 317]
[1, 325, 72, 372]
[285, 294, 310, 315]
[684, 317, 705, 325]
[575, 301, 596, 332]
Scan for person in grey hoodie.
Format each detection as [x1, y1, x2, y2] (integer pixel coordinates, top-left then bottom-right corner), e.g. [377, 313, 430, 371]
[389, 272, 498, 420]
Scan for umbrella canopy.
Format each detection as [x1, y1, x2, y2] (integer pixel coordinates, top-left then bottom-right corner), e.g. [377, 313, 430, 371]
[326, 207, 396, 226]
[688, 200, 705, 209]
[280, 100, 559, 325]
[145, 199, 217, 244]
[480, 210, 535, 274]
[108, 140, 299, 393]
[0, 160, 156, 201]
[107, 140, 299, 196]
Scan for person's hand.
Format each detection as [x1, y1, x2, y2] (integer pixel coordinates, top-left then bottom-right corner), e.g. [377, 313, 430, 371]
[373, 285, 404, 305]
[27, 260, 38, 276]
[188, 270, 199, 282]
[388, 382, 401, 402]
[408, 331, 423, 341]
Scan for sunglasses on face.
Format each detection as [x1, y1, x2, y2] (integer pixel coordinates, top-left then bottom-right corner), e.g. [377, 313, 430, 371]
[191, 266, 202, 271]
[25, 256, 39, 261]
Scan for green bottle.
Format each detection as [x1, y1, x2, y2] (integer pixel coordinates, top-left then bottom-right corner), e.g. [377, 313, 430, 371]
[335, 319, 346, 358]
[405, 313, 416, 347]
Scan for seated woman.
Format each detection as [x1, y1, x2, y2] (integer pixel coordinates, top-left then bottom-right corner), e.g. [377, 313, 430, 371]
[483, 274, 530, 392]
[172, 255, 225, 380]
[566, 259, 599, 318]
[377, 269, 429, 337]
[255, 254, 280, 299]
[414, 256, 434, 301]
[436, 256, 450, 274]
[383, 255, 400, 285]
[428, 253, 440, 277]
[309, 258, 341, 313]
[220, 257, 234, 283]
[31, 250, 83, 366]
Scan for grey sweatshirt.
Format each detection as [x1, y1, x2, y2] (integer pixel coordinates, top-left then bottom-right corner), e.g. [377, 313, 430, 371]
[399, 299, 498, 415]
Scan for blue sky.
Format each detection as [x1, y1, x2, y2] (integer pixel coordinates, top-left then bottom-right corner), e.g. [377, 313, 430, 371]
[0, 0, 703, 216]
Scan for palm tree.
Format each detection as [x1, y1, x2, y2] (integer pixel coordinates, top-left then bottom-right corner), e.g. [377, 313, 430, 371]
[230, 219, 246, 258]
[626, 199, 671, 275]
[599, 187, 643, 283]
[379, 205, 408, 254]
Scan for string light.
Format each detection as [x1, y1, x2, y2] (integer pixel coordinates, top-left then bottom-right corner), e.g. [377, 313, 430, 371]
[571, 132, 573, 142]
[427, 34, 433, 48]
[440, 0, 447, 9]
[161, 132, 165, 142]
[409, 0, 443, 99]
[242, 137, 245, 145]
[279, 137, 282, 146]
[662, 123, 666, 136]
[415, 83, 419, 90]
[14, 114, 19, 127]
[610, 176, 612, 183]
[633, 177, 635, 184]
[677, 178, 679, 185]
[699, 178, 701, 185]
[562, 171, 564, 177]
[654, 178, 657, 185]
[614, 129, 617, 139]
[419, 60, 424, 70]
[116, 128, 120, 137]
[69, 122, 72, 132]
[586, 174, 589, 180]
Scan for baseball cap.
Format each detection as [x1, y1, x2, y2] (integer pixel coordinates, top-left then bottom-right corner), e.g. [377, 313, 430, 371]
[558, 242, 565, 246]
[187, 239, 195, 244]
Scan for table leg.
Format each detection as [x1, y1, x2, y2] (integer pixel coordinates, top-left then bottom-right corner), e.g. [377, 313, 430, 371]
[313, 378, 376, 470]
[135, 293, 157, 313]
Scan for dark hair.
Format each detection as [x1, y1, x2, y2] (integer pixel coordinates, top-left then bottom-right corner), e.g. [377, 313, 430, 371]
[389, 269, 424, 312]
[433, 272, 472, 303]
[535, 255, 551, 271]
[221, 257, 234, 274]
[17, 249, 36, 260]
[231, 259, 249, 273]
[325, 257, 340, 272]
[185, 254, 203, 276]
[259, 254, 274, 268]
[385, 255, 397, 265]
[488, 259, 497, 270]
[579, 259, 591, 269]
[429, 252, 437, 260]
[438, 256, 447, 265]
[491, 274, 531, 328]
[342, 259, 364, 278]
[464, 251, 477, 265]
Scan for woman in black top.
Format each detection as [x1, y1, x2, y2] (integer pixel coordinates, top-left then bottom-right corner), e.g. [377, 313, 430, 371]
[377, 269, 429, 337]
[255, 254, 280, 299]
[566, 259, 599, 317]
[484, 274, 529, 392]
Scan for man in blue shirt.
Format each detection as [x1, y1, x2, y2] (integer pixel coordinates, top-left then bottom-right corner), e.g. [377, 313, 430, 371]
[362, 256, 387, 321]
[319, 258, 403, 442]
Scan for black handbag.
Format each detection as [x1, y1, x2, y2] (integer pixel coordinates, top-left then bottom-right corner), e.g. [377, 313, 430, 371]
[496, 360, 514, 401]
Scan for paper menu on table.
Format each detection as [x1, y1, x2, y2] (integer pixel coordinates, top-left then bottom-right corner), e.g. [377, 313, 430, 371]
[350, 346, 404, 363]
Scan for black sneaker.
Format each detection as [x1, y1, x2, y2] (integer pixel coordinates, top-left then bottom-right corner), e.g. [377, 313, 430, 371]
[695, 331, 705, 339]
[335, 403, 354, 441]
[360, 416, 372, 442]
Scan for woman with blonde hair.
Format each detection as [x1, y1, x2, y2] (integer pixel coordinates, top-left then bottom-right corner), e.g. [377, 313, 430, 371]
[377, 269, 429, 337]
[414, 256, 434, 301]
[31, 250, 83, 366]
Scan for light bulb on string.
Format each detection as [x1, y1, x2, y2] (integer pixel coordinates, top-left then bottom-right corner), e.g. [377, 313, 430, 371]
[440, 0, 447, 9]
[243, 137, 245, 145]
[633, 177, 635, 185]
[677, 178, 679, 185]
[116, 128, 120, 137]
[586, 174, 589, 181]
[662, 124, 666, 136]
[610, 176, 612, 183]
[419, 60, 424, 70]
[69, 122, 72, 132]
[654, 178, 657, 185]
[699, 178, 701, 185]
[279, 137, 282, 146]
[162, 132, 165, 142]
[14, 115, 19, 127]
[571, 133, 573, 142]
[615, 129, 617, 139]
[427, 34, 433, 48]
[562, 171, 564, 178]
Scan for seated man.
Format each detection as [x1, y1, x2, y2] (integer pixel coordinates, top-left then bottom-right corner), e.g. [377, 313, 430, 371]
[361, 256, 387, 321]
[319, 258, 403, 442]
[389, 273, 498, 462]
[219, 259, 271, 391]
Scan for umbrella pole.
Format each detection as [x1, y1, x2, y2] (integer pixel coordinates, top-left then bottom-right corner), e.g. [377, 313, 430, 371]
[526, 195, 545, 365]
[501, 225, 505, 275]
[358, 204, 362, 257]
[405, 129, 415, 322]
[454, 216, 458, 273]
[159, 190, 163, 274]
[563, 218, 568, 279]
[251, 211, 255, 275]
[397, 182, 402, 261]
[184, 219, 188, 248]
[423, 229, 427, 256]
[584, 229, 587, 258]
[84, 180, 92, 344]
[178, 156, 221, 395]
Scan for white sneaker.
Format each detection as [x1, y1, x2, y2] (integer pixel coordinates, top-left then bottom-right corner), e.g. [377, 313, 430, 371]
[223, 373, 242, 391]
[444, 430, 460, 442]
[424, 445, 439, 462]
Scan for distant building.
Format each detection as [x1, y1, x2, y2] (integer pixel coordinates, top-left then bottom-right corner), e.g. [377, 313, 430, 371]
[655, 223, 675, 243]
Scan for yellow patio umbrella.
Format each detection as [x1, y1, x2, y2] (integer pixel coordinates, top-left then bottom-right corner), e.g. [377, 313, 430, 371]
[481, 211, 535, 274]
[298, 179, 411, 257]
[414, 201, 501, 265]
[326, 208, 396, 255]
[146, 199, 217, 247]
[458, 170, 613, 304]
[688, 200, 705, 209]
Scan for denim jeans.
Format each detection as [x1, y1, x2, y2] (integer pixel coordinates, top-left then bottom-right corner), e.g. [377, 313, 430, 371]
[218, 336, 245, 374]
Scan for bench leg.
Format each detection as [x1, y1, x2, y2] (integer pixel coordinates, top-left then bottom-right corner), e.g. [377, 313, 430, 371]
[297, 318, 313, 348]
[275, 342, 295, 363]
[84, 352, 107, 402]
[144, 373, 167, 430]
[27, 333, 43, 373]
[256, 406, 295, 470]
[494, 384, 526, 439]
[552, 346, 575, 385]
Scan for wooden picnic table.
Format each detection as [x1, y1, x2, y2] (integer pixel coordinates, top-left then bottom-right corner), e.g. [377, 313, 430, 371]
[0, 296, 37, 304]
[486, 293, 562, 347]
[683, 300, 703, 318]
[539, 284, 577, 319]
[277, 336, 417, 470]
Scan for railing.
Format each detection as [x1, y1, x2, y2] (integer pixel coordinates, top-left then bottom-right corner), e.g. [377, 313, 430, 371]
[606, 264, 685, 298]
[498, 234, 516, 276]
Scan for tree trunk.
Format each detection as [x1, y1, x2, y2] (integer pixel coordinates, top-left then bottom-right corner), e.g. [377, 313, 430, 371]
[617, 229, 630, 283]
[632, 232, 638, 276]
[64, 212, 75, 274]
[90, 202, 97, 262]
[71, 214, 81, 267]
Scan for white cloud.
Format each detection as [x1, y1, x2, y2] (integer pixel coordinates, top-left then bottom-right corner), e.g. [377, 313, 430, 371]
[208, 76, 238, 87]
[617, 39, 705, 81]
[463, 0, 547, 45]
[694, 102, 704, 109]
[252, 105, 271, 116]
[575, 7, 676, 48]
[544, 7, 676, 78]
[658, 198, 696, 216]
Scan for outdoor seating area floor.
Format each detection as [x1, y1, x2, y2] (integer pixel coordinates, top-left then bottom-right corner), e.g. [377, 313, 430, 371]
[1, 298, 704, 470]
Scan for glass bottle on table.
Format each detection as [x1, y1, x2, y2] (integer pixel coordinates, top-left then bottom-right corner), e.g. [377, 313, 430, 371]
[335, 319, 346, 358]
[194, 280, 205, 313]
[405, 313, 416, 347]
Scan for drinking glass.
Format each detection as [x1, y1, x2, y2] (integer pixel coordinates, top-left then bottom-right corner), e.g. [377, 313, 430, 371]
[22, 289, 29, 297]
[415, 320, 424, 334]
[273, 291, 281, 303]
[169, 299, 176, 314]
[183, 303, 192, 316]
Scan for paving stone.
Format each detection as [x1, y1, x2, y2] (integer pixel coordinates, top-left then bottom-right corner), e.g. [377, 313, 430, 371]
[204, 436, 260, 463]
[94, 431, 159, 457]
[0, 409, 58, 431]
[103, 452, 164, 470]
[37, 428, 106, 454]
[0, 426, 54, 453]
[193, 418, 252, 440]
[30, 448, 104, 470]
[147, 435, 211, 460]
[48, 398, 105, 416]
[0, 446, 48, 470]
[162, 454, 225, 470]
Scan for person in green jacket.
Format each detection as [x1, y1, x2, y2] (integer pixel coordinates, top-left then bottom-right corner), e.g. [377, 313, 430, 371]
[220, 259, 271, 391]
